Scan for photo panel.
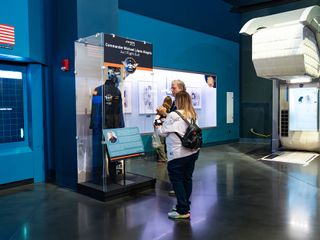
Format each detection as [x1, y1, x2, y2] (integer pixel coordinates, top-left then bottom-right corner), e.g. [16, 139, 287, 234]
[123, 81, 132, 113]
[187, 87, 202, 109]
[138, 82, 158, 114]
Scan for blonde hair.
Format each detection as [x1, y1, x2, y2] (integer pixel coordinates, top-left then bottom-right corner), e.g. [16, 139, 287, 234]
[172, 79, 186, 92]
[175, 91, 197, 121]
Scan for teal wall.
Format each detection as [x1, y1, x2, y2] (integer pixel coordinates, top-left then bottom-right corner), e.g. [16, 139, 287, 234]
[118, 11, 240, 149]
[240, 0, 320, 140]
[77, 0, 118, 38]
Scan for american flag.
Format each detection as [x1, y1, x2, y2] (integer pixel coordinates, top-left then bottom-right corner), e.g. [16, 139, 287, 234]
[0, 24, 15, 45]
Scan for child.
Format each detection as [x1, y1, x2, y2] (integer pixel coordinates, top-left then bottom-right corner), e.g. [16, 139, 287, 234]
[153, 96, 172, 162]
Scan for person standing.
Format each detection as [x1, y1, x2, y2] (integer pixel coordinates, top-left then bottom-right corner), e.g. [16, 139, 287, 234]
[157, 79, 186, 116]
[155, 91, 200, 219]
[153, 96, 172, 162]
[156, 80, 186, 194]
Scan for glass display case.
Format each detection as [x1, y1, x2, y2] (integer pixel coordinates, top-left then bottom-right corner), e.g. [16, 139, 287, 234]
[74, 33, 217, 200]
[75, 33, 156, 200]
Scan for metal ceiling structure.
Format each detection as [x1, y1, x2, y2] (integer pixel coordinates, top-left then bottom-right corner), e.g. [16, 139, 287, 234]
[222, 0, 302, 12]
[118, 0, 303, 42]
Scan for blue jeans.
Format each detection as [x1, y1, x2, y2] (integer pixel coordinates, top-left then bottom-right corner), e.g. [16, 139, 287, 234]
[167, 151, 199, 214]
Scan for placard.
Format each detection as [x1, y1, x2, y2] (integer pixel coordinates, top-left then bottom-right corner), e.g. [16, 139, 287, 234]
[102, 127, 144, 161]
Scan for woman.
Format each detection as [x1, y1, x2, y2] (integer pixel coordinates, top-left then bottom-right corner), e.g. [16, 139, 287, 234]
[155, 91, 200, 219]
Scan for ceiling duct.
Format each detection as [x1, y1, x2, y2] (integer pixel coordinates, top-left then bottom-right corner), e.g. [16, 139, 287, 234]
[240, 6, 320, 83]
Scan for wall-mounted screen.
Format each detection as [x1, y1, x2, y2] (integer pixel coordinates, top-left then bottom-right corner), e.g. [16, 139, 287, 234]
[0, 70, 24, 144]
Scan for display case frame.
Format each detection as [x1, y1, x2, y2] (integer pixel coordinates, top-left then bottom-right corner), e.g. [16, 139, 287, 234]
[75, 33, 156, 201]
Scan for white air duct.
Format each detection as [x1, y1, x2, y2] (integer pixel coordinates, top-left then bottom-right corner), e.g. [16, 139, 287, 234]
[240, 6, 320, 83]
[240, 6, 320, 153]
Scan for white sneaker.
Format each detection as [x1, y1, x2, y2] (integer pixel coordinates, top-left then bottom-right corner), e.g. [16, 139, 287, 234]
[168, 211, 190, 219]
[171, 207, 190, 213]
[168, 190, 175, 196]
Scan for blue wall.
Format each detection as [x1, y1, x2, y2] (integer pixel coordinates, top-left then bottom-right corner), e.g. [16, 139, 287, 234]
[49, 0, 78, 188]
[28, 0, 46, 64]
[0, 0, 46, 63]
[0, 0, 47, 185]
[118, 11, 240, 146]
[0, 1, 29, 60]
[77, 0, 118, 38]
[0, 63, 45, 184]
[118, 0, 241, 42]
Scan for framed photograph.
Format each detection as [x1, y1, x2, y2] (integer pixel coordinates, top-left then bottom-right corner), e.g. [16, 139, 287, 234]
[123, 82, 132, 113]
[138, 82, 158, 114]
[204, 74, 217, 88]
[187, 87, 202, 109]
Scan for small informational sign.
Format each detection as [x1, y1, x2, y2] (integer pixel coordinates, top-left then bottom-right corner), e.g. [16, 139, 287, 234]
[104, 33, 153, 71]
[102, 127, 145, 161]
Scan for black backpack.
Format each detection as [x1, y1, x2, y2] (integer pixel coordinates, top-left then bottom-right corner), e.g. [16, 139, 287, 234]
[174, 111, 202, 149]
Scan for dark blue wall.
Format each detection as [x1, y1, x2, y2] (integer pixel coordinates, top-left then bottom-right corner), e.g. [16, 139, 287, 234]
[49, 0, 78, 188]
[118, 0, 241, 42]
[28, 0, 46, 64]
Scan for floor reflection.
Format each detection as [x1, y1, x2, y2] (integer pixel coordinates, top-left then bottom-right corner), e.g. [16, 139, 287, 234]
[3, 143, 320, 240]
[286, 177, 317, 239]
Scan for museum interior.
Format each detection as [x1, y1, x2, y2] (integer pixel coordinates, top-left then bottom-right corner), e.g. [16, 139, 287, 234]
[2, 0, 320, 239]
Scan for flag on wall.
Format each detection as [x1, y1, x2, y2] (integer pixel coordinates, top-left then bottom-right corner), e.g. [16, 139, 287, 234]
[0, 24, 15, 45]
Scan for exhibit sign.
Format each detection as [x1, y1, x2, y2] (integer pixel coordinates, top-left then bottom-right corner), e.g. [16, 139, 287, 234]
[104, 33, 153, 71]
[102, 127, 145, 161]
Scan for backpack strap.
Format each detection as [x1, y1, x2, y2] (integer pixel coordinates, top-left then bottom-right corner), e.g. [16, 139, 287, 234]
[173, 111, 194, 140]
[174, 110, 190, 125]
[174, 132, 183, 141]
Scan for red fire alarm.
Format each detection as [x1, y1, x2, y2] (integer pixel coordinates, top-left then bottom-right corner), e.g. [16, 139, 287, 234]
[61, 58, 70, 71]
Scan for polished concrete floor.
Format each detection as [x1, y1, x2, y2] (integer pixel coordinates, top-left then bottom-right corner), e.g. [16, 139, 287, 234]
[1, 142, 320, 240]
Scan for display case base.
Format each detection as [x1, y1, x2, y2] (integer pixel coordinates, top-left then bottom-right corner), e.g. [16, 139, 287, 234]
[77, 172, 156, 201]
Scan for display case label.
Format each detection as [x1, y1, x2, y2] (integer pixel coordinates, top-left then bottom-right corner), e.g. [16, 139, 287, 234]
[104, 34, 153, 71]
[102, 127, 145, 161]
